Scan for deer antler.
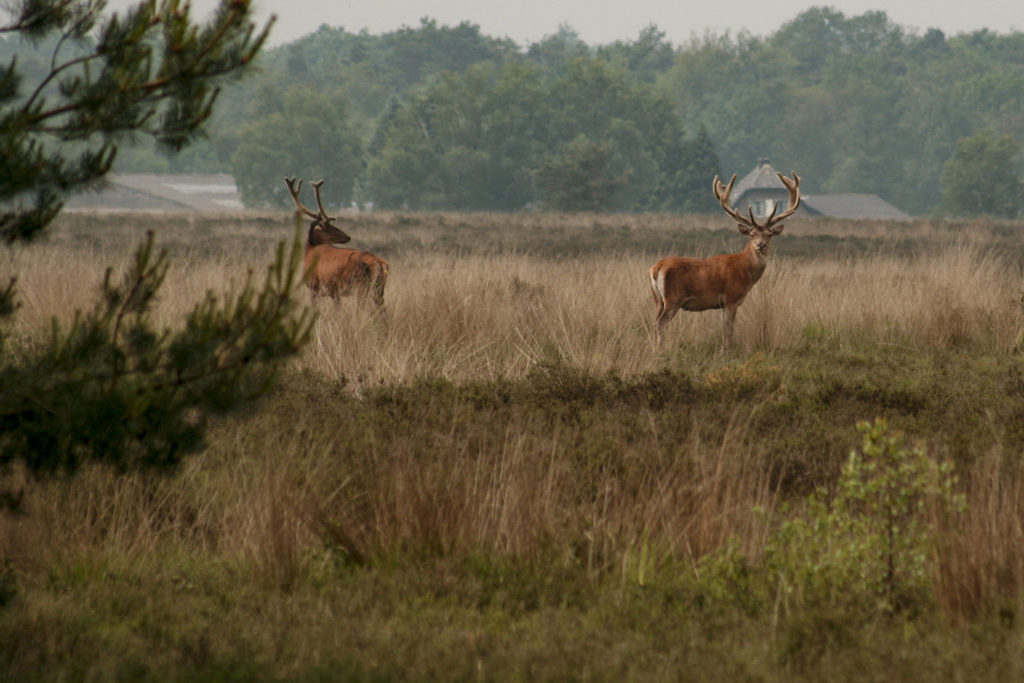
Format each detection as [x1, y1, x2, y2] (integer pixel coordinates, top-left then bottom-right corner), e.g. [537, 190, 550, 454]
[309, 180, 335, 222]
[284, 177, 324, 220]
[713, 171, 802, 232]
[713, 173, 759, 231]
[763, 171, 801, 232]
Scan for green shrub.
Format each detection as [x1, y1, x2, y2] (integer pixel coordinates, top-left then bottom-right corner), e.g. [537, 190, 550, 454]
[700, 419, 965, 624]
[768, 418, 965, 617]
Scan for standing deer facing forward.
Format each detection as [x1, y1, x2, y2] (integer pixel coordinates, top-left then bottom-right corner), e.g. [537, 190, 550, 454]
[284, 177, 389, 307]
[649, 171, 801, 348]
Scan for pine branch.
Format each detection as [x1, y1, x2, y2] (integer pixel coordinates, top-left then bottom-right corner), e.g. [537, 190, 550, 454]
[1, 0, 275, 241]
[0, 230, 312, 476]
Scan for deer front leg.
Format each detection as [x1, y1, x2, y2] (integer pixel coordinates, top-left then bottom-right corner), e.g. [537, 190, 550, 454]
[721, 304, 738, 350]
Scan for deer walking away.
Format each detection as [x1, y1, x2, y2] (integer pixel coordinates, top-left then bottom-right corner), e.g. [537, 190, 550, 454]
[649, 171, 801, 349]
[285, 177, 389, 307]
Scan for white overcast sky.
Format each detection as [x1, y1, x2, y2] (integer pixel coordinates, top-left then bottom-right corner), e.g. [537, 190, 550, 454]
[95, 1, 1024, 47]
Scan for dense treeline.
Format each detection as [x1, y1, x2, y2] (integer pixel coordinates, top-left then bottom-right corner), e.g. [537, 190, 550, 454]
[7, 9, 1021, 215]
[214, 21, 721, 213]
[674, 9, 1024, 215]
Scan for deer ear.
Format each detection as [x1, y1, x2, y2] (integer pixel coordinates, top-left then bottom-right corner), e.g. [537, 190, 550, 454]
[769, 223, 785, 236]
[737, 223, 753, 236]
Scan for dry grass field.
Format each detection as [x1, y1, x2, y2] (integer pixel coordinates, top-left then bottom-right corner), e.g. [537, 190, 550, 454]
[7, 210, 1022, 381]
[2, 210, 1024, 680]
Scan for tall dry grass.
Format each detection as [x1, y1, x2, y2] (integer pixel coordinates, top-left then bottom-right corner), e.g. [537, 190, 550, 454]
[290, 240, 1024, 385]
[6, 215, 1022, 385]
[1, 400, 780, 596]
[937, 441, 1024, 618]
[3, 211, 1024, 624]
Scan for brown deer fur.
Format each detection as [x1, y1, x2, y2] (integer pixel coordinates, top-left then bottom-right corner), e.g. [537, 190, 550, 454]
[305, 233, 389, 306]
[285, 177, 389, 308]
[649, 171, 801, 348]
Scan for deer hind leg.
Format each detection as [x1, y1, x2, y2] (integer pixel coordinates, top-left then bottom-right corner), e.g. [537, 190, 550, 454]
[650, 267, 671, 344]
[372, 261, 389, 308]
[650, 269, 664, 309]
[346, 263, 375, 306]
[654, 306, 680, 346]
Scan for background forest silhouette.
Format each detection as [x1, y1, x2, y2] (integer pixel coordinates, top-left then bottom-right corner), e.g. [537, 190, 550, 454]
[3, 7, 1022, 214]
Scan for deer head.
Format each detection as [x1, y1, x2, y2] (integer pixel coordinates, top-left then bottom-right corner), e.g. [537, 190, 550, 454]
[713, 171, 801, 255]
[284, 177, 351, 246]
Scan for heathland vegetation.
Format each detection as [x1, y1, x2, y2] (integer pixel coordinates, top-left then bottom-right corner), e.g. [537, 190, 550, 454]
[2, 211, 1024, 679]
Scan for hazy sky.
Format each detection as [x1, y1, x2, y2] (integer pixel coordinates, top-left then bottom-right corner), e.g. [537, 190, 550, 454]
[94, 1, 1024, 47]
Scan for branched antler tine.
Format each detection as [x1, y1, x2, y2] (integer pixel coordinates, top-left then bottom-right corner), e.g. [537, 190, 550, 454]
[765, 171, 802, 227]
[712, 174, 735, 206]
[713, 173, 756, 227]
[284, 177, 320, 219]
[284, 176, 300, 200]
[310, 179, 333, 220]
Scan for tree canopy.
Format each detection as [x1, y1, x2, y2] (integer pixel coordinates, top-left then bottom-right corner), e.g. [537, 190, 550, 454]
[361, 59, 717, 212]
[60, 8, 1024, 217]
[940, 129, 1023, 217]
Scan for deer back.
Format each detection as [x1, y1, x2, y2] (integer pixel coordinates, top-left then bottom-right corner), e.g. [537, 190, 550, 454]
[652, 247, 765, 312]
[305, 244, 388, 297]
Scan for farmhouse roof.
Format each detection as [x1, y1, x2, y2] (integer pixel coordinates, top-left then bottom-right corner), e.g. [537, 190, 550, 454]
[728, 158, 910, 220]
[731, 157, 781, 199]
[65, 173, 243, 212]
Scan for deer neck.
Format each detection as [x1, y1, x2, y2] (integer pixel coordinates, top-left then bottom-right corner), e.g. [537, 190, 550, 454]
[307, 223, 335, 249]
[741, 241, 769, 281]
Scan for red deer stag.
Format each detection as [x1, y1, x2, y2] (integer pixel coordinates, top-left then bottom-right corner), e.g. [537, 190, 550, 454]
[649, 171, 801, 349]
[284, 177, 389, 307]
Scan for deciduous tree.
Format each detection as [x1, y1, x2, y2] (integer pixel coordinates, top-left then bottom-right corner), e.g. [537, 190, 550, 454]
[231, 84, 363, 208]
[535, 135, 628, 211]
[939, 129, 1023, 217]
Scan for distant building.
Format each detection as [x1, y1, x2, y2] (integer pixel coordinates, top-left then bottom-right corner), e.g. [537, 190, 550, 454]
[65, 173, 244, 212]
[729, 158, 910, 220]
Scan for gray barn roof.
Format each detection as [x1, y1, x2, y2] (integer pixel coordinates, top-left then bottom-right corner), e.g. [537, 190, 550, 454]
[729, 158, 910, 220]
[801, 194, 910, 220]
